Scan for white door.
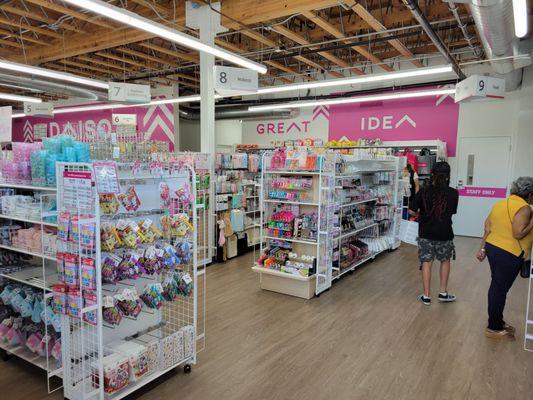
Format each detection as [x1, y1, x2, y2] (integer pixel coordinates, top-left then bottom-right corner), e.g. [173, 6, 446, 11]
[454, 136, 511, 237]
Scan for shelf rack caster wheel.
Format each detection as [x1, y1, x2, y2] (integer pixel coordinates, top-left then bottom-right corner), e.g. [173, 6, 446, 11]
[184, 364, 192, 374]
[0, 349, 10, 362]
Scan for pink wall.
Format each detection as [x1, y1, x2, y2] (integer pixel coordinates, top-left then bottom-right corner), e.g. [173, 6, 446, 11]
[328, 86, 459, 156]
[12, 101, 175, 150]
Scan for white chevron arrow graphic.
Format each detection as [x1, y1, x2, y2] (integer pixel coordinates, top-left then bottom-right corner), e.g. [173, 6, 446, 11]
[23, 120, 33, 142]
[395, 114, 416, 128]
[144, 115, 174, 142]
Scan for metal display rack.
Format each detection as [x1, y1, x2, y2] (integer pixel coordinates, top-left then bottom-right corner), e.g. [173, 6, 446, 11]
[0, 183, 61, 394]
[331, 154, 403, 280]
[252, 150, 336, 299]
[56, 161, 202, 400]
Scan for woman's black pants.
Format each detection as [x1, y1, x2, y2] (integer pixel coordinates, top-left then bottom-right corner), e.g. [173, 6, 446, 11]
[485, 242, 522, 330]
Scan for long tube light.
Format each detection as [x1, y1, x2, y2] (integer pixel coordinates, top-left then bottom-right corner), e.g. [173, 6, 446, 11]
[62, 0, 267, 74]
[512, 0, 528, 37]
[248, 88, 456, 112]
[0, 60, 109, 89]
[256, 65, 454, 95]
[0, 92, 42, 103]
[11, 95, 202, 118]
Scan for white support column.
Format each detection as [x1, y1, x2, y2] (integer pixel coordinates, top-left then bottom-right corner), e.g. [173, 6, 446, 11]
[172, 83, 180, 151]
[187, 2, 227, 262]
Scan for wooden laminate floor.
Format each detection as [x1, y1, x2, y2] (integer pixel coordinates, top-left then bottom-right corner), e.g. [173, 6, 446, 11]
[2, 236, 532, 400]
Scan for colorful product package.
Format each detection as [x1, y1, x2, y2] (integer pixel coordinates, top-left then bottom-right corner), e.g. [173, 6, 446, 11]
[67, 289, 82, 319]
[52, 284, 67, 315]
[81, 257, 96, 290]
[64, 254, 80, 288]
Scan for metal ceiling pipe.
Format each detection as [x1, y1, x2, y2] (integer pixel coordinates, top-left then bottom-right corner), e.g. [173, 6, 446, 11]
[180, 108, 297, 121]
[402, 0, 466, 79]
[447, 1, 483, 58]
[467, 0, 520, 75]
[0, 73, 105, 100]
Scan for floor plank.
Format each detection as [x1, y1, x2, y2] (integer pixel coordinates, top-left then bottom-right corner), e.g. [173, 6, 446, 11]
[1, 236, 532, 400]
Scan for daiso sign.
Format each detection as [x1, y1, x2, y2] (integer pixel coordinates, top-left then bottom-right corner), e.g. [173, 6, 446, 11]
[256, 121, 311, 135]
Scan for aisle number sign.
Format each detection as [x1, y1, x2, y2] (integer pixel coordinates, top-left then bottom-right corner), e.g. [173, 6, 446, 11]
[112, 114, 137, 126]
[455, 75, 505, 103]
[23, 102, 53, 117]
[214, 66, 258, 95]
[108, 82, 151, 103]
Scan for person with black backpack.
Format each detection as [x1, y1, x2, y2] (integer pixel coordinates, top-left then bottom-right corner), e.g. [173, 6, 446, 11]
[409, 162, 459, 305]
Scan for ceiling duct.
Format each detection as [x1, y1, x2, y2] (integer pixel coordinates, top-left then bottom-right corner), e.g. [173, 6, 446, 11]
[0, 73, 105, 100]
[467, 0, 529, 90]
[181, 108, 297, 121]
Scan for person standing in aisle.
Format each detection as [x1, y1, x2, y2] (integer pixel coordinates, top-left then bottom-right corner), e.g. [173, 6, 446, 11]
[476, 177, 533, 340]
[402, 163, 420, 219]
[409, 161, 459, 305]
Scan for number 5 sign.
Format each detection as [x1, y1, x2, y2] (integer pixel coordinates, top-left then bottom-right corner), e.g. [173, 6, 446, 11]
[214, 66, 258, 95]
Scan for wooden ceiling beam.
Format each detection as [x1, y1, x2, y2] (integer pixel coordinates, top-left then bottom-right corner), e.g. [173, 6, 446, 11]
[23, 0, 114, 29]
[349, 2, 424, 68]
[0, 15, 63, 39]
[264, 60, 314, 81]
[0, 38, 23, 49]
[59, 59, 115, 76]
[115, 47, 182, 69]
[138, 43, 199, 64]
[273, 25, 364, 75]
[241, 29, 343, 78]
[0, 27, 50, 46]
[0, 4, 85, 34]
[76, 55, 128, 72]
[45, 63, 105, 79]
[167, 73, 200, 83]
[301, 10, 394, 72]
[95, 52, 147, 69]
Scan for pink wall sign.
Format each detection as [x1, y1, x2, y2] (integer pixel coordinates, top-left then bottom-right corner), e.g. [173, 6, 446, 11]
[12, 100, 175, 150]
[458, 186, 507, 198]
[328, 86, 459, 156]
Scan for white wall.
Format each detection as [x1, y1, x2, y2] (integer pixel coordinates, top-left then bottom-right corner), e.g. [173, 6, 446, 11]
[178, 118, 243, 152]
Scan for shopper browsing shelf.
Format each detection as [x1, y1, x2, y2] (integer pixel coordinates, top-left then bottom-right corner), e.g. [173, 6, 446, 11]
[402, 163, 420, 200]
[409, 162, 459, 305]
[476, 177, 533, 341]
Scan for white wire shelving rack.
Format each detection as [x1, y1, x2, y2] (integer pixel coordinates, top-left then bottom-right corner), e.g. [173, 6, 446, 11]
[57, 161, 202, 400]
[252, 150, 336, 298]
[330, 154, 404, 281]
[0, 184, 61, 394]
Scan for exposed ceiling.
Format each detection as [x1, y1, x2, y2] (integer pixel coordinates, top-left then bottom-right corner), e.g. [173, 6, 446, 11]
[0, 0, 529, 105]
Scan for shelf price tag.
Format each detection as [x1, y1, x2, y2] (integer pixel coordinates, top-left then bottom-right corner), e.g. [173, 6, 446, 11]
[93, 161, 121, 194]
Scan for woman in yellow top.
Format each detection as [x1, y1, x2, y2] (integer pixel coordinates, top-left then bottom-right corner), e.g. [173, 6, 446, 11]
[477, 177, 533, 341]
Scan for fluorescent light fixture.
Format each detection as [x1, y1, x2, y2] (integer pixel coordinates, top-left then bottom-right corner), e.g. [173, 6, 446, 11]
[255, 65, 454, 95]
[62, 0, 268, 74]
[11, 95, 203, 118]
[0, 92, 42, 103]
[248, 88, 456, 112]
[0, 60, 109, 89]
[513, 0, 528, 37]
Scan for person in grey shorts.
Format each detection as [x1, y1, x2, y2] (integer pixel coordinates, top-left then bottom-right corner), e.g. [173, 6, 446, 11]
[409, 162, 459, 305]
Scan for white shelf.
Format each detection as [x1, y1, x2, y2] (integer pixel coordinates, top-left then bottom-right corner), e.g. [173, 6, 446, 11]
[264, 170, 320, 175]
[0, 243, 56, 261]
[264, 199, 318, 206]
[0, 265, 57, 291]
[252, 265, 313, 281]
[525, 334, 533, 341]
[0, 341, 50, 370]
[107, 357, 193, 400]
[0, 213, 57, 227]
[340, 198, 378, 208]
[265, 236, 318, 245]
[245, 210, 260, 214]
[337, 223, 377, 240]
[0, 182, 56, 191]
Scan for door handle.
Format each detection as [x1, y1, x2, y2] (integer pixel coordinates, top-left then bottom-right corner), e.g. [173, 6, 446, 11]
[467, 154, 475, 185]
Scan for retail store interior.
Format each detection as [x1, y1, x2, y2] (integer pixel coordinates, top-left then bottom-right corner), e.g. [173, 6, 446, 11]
[0, 1, 532, 400]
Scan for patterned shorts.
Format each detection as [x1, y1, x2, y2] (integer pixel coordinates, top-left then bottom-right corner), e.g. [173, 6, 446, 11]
[418, 238, 456, 263]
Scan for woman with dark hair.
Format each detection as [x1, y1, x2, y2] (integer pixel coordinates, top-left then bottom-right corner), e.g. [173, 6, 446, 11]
[402, 163, 420, 206]
[409, 161, 459, 305]
[476, 177, 533, 340]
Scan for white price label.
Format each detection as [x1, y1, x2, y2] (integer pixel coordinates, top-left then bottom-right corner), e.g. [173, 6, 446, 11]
[182, 273, 192, 285]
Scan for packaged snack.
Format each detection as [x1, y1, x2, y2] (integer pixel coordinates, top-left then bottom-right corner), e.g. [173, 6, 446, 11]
[102, 254, 121, 284]
[99, 194, 119, 215]
[83, 291, 98, 326]
[52, 284, 67, 315]
[64, 254, 80, 288]
[115, 289, 143, 319]
[118, 186, 141, 212]
[103, 296, 122, 326]
[81, 257, 96, 290]
[140, 283, 164, 309]
[57, 212, 71, 242]
[67, 289, 82, 319]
